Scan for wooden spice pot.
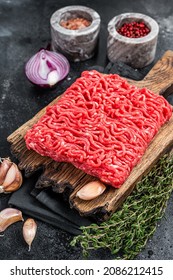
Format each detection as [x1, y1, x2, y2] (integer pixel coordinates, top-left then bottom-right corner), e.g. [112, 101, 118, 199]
[50, 5, 101, 62]
[107, 13, 159, 68]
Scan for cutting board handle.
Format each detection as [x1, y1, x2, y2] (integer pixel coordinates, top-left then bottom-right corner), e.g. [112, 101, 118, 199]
[135, 50, 173, 95]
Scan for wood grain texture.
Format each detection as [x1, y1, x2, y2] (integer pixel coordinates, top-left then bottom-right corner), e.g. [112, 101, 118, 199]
[7, 50, 173, 221]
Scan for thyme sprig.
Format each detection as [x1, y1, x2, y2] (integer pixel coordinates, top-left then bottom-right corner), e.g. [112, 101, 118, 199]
[71, 154, 173, 259]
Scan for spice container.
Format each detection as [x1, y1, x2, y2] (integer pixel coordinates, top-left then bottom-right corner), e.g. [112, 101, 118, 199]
[107, 13, 159, 68]
[50, 5, 101, 62]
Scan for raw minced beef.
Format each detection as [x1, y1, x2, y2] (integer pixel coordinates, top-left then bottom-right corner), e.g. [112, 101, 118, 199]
[25, 71, 172, 188]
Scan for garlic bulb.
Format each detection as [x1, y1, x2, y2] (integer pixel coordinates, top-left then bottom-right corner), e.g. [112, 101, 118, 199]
[23, 218, 37, 251]
[0, 158, 23, 193]
[76, 181, 106, 200]
[0, 208, 23, 232]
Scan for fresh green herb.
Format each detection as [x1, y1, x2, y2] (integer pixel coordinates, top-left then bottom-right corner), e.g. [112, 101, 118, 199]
[71, 154, 173, 259]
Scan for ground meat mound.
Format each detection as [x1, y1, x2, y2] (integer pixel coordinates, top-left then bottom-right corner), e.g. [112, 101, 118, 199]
[25, 71, 172, 188]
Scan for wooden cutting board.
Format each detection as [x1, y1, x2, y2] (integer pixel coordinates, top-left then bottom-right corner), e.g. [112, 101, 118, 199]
[7, 50, 173, 221]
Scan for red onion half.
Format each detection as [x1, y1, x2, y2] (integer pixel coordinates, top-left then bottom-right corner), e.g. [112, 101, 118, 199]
[25, 49, 70, 88]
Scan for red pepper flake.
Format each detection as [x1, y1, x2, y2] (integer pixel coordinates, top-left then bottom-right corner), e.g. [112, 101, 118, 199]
[60, 17, 91, 30]
[117, 21, 150, 38]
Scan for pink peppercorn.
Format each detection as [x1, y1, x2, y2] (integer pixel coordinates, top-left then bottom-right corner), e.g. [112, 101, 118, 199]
[117, 21, 150, 38]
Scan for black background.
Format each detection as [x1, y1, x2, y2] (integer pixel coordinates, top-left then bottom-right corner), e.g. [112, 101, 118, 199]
[0, 0, 173, 259]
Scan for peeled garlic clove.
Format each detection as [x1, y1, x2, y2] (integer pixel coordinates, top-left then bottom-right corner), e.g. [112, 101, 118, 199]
[0, 158, 12, 185]
[23, 218, 37, 251]
[0, 158, 23, 193]
[0, 208, 23, 232]
[76, 181, 106, 200]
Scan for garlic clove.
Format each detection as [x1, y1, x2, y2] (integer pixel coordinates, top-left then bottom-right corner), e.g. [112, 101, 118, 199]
[23, 218, 37, 251]
[0, 158, 12, 185]
[76, 181, 106, 200]
[0, 158, 23, 193]
[3, 164, 17, 187]
[3, 177, 23, 193]
[2, 164, 23, 193]
[0, 208, 23, 232]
